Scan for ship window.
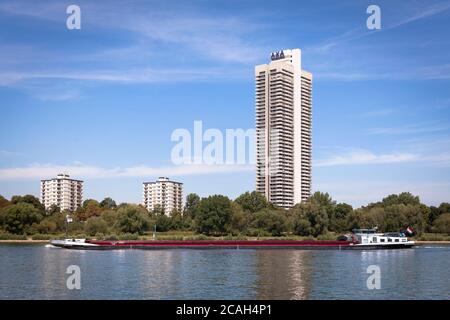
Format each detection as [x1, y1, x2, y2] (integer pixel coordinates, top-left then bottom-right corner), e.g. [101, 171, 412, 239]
[388, 238, 392, 242]
[373, 237, 377, 243]
[380, 239, 385, 242]
[395, 239, 399, 242]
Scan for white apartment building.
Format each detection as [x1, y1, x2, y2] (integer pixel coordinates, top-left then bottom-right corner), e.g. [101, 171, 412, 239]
[40, 173, 83, 212]
[255, 49, 312, 208]
[143, 177, 183, 215]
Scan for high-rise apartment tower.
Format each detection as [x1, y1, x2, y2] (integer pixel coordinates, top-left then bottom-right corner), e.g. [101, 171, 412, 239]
[255, 49, 312, 208]
[40, 173, 83, 211]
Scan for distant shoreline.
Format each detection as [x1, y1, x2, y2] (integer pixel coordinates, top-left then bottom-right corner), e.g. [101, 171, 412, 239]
[1, 239, 450, 245]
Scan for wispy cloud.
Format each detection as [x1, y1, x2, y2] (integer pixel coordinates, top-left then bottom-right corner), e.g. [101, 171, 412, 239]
[308, 1, 450, 54]
[367, 122, 449, 135]
[0, 162, 253, 181]
[314, 149, 418, 167]
[315, 145, 450, 167]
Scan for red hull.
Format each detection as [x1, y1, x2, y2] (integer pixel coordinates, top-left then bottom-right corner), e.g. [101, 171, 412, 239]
[87, 239, 354, 248]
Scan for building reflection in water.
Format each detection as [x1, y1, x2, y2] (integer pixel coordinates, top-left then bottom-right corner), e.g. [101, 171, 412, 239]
[254, 250, 312, 299]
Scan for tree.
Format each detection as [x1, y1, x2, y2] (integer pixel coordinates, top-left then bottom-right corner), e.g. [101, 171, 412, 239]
[438, 203, 450, 215]
[155, 214, 172, 232]
[0, 195, 9, 209]
[114, 205, 149, 234]
[251, 209, 287, 236]
[230, 202, 246, 233]
[169, 210, 185, 230]
[195, 195, 233, 235]
[309, 192, 336, 207]
[100, 197, 117, 209]
[76, 199, 103, 221]
[235, 191, 269, 213]
[152, 204, 165, 216]
[381, 192, 420, 207]
[433, 213, 450, 234]
[0, 203, 43, 234]
[11, 195, 45, 212]
[331, 203, 353, 232]
[46, 204, 60, 215]
[293, 218, 312, 236]
[184, 193, 200, 218]
[85, 217, 109, 236]
[290, 202, 329, 237]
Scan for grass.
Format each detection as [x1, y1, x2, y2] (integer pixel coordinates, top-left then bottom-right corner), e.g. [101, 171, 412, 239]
[415, 233, 450, 241]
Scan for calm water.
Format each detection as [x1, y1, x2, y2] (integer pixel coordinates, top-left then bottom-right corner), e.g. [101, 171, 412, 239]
[1, 244, 449, 299]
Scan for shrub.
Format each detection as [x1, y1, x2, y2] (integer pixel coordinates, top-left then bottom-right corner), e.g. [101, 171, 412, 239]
[118, 233, 139, 240]
[31, 234, 55, 240]
[0, 233, 27, 240]
[84, 217, 109, 236]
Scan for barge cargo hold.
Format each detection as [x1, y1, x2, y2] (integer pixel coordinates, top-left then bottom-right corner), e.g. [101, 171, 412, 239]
[50, 238, 415, 250]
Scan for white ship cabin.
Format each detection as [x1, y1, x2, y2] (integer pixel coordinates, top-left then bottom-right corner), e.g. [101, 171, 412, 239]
[352, 228, 410, 245]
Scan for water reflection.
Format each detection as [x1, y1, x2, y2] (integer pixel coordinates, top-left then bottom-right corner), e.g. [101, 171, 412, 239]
[254, 250, 312, 299]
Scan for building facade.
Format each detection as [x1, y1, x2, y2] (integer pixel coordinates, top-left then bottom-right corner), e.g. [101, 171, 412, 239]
[143, 177, 183, 215]
[40, 173, 83, 212]
[255, 49, 312, 208]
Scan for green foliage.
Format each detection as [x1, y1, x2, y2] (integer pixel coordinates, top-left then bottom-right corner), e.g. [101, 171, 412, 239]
[250, 209, 287, 236]
[432, 213, 450, 234]
[46, 204, 60, 215]
[1, 191, 448, 239]
[292, 218, 312, 236]
[235, 191, 269, 213]
[290, 202, 329, 237]
[0, 233, 28, 240]
[184, 193, 200, 219]
[151, 204, 165, 216]
[76, 199, 103, 221]
[0, 203, 43, 234]
[0, 195, 10, 209]
[84, 217, 109, 236]
[230, 202, 247, 233]
[381, 192, 420, 207]
[118, 233, 140, 240]
[99, 197, 117, 209]
[114, 205, 149, 235]
[155, 214, 172, 232]
[195, 195, 233, 235]
[31, 234, 56, 240]
[10, 195, 45, 212]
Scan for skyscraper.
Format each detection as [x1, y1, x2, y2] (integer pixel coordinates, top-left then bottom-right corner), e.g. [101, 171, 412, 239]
[255, 49, 312, 208]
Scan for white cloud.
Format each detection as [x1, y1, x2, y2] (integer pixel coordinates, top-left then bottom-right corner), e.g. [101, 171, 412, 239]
[314, 150, 418, 167]
[0, 163, 253, 180]
[367, 122, 449, 135]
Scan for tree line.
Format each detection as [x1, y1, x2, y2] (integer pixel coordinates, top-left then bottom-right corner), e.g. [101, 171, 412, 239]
[0, 191, 449, 239]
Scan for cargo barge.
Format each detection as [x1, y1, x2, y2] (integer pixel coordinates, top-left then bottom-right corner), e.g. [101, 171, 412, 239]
[50, 229, 415, 250]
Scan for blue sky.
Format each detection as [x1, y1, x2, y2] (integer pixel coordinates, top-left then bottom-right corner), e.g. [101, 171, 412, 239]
[0, 0, 449, 207]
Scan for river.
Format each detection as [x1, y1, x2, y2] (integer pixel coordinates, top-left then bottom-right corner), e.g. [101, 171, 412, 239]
[1, 244, 449, 299]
